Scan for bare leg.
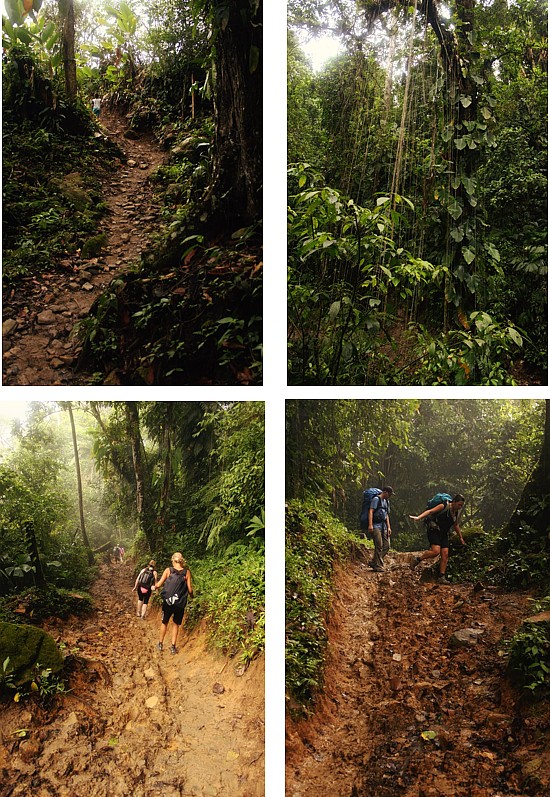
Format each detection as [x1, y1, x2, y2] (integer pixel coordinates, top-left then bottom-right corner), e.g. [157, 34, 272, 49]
[439, 547, 449, 574]
[159, 622, 169, 644]
[141, 602, 147, 618]
[171, 623, 180, 647]
[421, 544, 441, 561]
[137, 600, 143, 617]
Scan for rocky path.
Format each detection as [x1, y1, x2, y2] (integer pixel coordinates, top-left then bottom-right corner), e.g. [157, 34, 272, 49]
[2, 110, 166, 386]
[1, 561, 264, 797]
[286, 551, 549, 797]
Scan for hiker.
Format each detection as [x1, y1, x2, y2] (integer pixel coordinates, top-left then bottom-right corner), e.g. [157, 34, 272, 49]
[133, 559, 158, 619]
[91, 97, 101, 118]
[119, 545, 125, 561]
[409, 493, 466, 583]
[367, 486, 394, 572]
[156, 552, 193, 655]
[113, 544, 122, 564]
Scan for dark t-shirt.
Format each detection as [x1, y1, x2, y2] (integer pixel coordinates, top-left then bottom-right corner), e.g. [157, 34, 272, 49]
[371, 496, 389, 527]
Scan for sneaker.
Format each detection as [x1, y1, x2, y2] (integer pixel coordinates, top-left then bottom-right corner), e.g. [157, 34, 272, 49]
[170, 644, 178, 655]
[410, 555, 420, 570]
[157, 642, 163, 652]
[437, 575, 449, 584]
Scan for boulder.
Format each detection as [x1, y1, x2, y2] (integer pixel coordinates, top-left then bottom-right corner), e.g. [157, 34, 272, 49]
[449, 628, 484, 648]
[3, 318, 18, 337]
[0, 621, 64, 685]
[49, 173, 92, 212]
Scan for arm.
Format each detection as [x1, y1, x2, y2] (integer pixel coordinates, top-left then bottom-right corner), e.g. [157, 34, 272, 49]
[409, 502, 445, 522]
[186, 569, 193, 596]
[155, 567, 171, 590]
[132, 570, 142, 591]
[368, 506, 374, 532]
[454, 521, 466, 545]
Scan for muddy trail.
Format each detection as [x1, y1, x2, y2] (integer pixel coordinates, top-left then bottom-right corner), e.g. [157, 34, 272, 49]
[286, 551, 550, 797]
[0, 561, 264, 797]
[2, 110, 166, 386]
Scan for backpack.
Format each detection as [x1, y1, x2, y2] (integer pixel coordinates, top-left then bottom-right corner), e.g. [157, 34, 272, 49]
[137, 567, 154, 589]
[426, 493, 453, 511]
[359, 488, 383, 530]
[162, 567, 188, 606]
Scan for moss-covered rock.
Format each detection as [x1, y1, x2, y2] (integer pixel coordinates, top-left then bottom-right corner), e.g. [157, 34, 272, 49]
[49, 172, 92, 212]
[0, 621, 64, 685]
[81, 233, 108, 258]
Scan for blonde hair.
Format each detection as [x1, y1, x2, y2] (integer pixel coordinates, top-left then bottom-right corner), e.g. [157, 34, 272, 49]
[149, 559, 156, 568]
[171, 552, 186, 566]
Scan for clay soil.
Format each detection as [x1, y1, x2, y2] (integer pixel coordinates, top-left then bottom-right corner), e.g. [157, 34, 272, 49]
[0, 561, 264, 797]
[2, 110, 166, 386]
[286, 551, 550, 797]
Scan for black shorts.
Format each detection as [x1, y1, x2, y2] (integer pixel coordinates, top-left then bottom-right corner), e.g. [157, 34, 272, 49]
[138, 586, 153, 604]
[426, 522, 449, 549]
[161, 599, 187, 626]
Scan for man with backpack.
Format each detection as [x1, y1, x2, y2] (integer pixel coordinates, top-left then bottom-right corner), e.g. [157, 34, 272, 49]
[409, 493, 466, 583]
[360, 486, 394, 572]
[155, 552, 193, 654]
[133, 559, 158, 619]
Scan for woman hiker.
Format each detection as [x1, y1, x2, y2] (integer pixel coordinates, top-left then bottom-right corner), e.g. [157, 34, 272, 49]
[156, 552, 193, 654]
[409, 494, 466, 584]
[132, 559, 158, 619]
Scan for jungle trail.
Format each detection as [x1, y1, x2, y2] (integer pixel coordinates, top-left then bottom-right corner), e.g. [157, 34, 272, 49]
[287, 0, 547, 386]
[2, 1, 262, 387]
[286, 550, 550, 797]
[1, 558, 265, 797]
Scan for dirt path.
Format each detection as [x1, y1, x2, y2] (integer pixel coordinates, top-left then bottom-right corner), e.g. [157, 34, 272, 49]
[2, 110, 166, 386]
[286, 551, 550, 796]
[1, 561, 264, 797]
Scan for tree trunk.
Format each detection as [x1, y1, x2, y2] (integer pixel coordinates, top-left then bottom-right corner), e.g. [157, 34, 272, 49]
[158, 407, 173, 532]
[124, 402, 154, 550]
[59, 0, 77, 102]
[67, 403, 94, 564]
[504, 399, 550, 547]
[24, 521, 47, 589]
[203, 0, 262, 229]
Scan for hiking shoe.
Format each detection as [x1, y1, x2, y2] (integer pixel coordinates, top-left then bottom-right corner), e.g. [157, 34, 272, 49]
[370, 566, 384, 572]
[410, 555, 421, 570]
[157, 642, 163, 652]
[170, 644, 178, 655]
[437, 575, 449, 584]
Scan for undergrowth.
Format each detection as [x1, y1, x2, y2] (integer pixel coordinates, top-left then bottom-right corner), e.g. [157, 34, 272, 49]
[2, 106, 120, 282]
[506, 596, 550, 694]
[286, 499, 354, 714]
[0, 587, 93, 625]
[186, 540, 265, 666]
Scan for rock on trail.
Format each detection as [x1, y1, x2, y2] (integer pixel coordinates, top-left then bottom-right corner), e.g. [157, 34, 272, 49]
[286, 551, 550, 797]
[1, 561, 264, 797]
[2, 110, 166, 386]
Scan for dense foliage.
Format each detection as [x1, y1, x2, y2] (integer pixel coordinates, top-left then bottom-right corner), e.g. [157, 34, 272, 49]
[288, 0, 547, 385]
[0, 401, 265, 660]
[285, 399, 550, 710]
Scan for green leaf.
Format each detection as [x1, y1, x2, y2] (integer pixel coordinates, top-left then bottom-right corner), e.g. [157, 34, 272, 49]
[460, 95, 472, 108]
[421, 730, 437, 741]
[376, 197, 391, 206]
[462, 177, 475, 195]
[328, 301, 341, 319]
[462, 247, 475, 265]
[448, 201, 463, 220]
[454, 138, 467, 151]
[481, 107, 492, 121]
[450, 227, 464, 243]
[507, 327, 523, 347]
